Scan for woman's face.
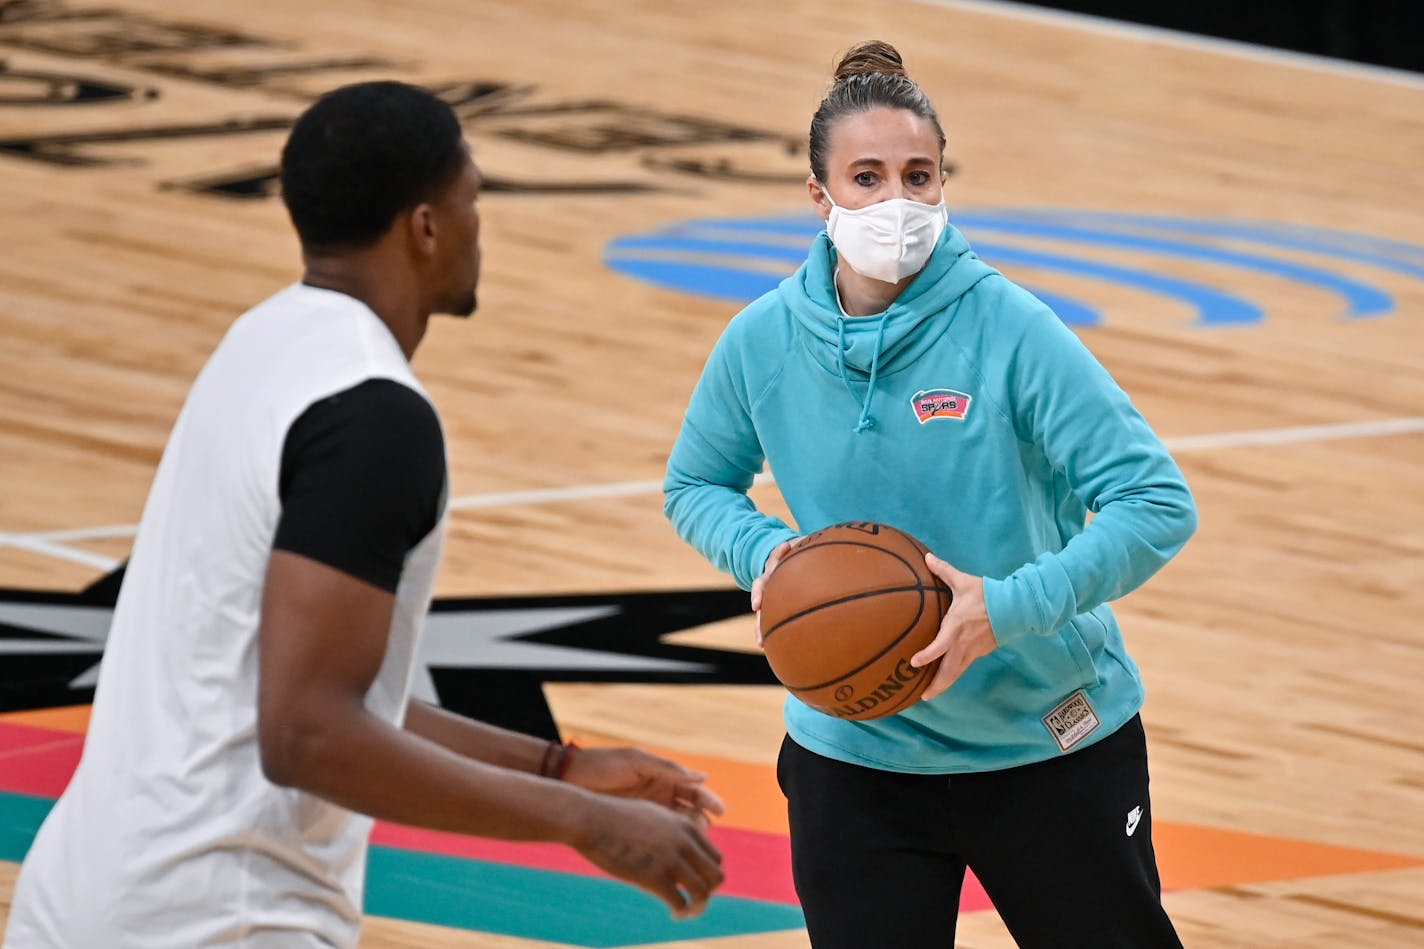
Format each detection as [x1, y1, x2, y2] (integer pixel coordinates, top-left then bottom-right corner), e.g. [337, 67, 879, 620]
[809, 106, 947, 217]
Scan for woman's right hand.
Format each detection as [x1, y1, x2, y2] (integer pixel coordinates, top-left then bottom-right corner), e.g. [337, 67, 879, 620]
[750, 537, 803, 645]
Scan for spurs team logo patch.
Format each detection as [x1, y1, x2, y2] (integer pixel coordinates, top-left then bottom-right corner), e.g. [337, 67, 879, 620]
[1042, 689, 1101, 752]
[911, 388, 972, 423]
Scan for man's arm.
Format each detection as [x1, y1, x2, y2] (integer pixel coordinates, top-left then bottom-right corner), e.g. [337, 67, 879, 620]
[404, 699, 724, 819]
[401, 699, 547, 773]
[257, 549, 723, 916]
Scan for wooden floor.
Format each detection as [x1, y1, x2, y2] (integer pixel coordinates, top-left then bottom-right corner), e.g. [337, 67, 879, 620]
[2, 0, 1422, 946]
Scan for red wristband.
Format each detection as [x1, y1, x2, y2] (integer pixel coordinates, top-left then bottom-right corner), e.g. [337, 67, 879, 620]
[538, 740, 561, 779]
[539, 740, 579, 780]
[554, 741, 579, 781]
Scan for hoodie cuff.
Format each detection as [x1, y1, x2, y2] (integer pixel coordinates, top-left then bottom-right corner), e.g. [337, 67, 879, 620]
[982, 574, 1047, 643]
[744, 528, 800, 591]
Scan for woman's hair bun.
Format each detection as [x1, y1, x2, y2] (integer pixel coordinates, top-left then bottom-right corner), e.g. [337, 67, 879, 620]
[833, 40, 908, 83]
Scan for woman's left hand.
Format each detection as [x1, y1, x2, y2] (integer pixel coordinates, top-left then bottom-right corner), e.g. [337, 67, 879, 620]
[912, 553, 998, 701]
[563, 746, 726, 828]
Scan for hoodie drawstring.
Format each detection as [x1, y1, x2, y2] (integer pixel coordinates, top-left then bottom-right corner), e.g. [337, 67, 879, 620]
[837, 313, 891, 434]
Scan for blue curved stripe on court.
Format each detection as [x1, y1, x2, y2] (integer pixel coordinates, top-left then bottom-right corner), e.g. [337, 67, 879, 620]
[645, 226, 1116, 324]
[604, 211, 1411, 324]
[606, 256, 786, 302]
[681, 211, 1424, 275]
[608, 227, 1108, 324]
[607, 254, 1105, 325]
[1019, 286, 1101, 326]
[954, 214, 1395, 318]
[970, 241, 1262, 325]
[1251, 221, 1424, 266]
[608, 234, 812, 263]
[978, 210, 1424, 271]
[606, 229, 1213, 323]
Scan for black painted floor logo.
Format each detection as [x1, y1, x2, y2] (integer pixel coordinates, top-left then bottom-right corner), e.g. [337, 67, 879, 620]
[0, 567, 773, 739]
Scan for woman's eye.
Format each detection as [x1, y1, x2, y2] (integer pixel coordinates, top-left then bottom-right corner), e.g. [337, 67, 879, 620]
[908, 171, 930, 186]
[855, 172, 876, 187]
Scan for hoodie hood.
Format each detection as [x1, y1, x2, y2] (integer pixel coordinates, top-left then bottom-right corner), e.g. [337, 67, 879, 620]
[777, 222, 999, 431]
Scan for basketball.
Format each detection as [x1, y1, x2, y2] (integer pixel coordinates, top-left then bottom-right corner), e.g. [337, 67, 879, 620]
[759, 521, 952, 720]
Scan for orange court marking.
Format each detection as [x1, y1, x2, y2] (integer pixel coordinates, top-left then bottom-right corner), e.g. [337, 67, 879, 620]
[578, 737, 1424, 890]
[10, 712, 1419, 893]
[570, 736, 790, 837]
[0, 705, 91, 735]
[1153, 820, 1424, 890]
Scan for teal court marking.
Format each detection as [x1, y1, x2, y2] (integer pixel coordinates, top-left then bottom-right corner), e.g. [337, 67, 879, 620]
[0, 789, 803, 947]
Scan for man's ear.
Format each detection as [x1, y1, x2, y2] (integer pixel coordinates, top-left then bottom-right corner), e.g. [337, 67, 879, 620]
[807, 175, 832, 222]
[408, 203, 437, 256]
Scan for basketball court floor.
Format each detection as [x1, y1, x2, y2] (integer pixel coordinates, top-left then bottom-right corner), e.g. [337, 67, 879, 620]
[1, 0, 1422, 945]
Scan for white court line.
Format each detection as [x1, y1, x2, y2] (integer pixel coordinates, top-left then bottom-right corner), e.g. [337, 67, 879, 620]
[916, 0, 1424, 90]
[29, 524, 147, 543]
[0, 535, 121, 572]
[1163, 416, 1424, 452]
[1, 417, 1421, 568]
[446, 472, 777, 511]
[448, 479, 665, 510]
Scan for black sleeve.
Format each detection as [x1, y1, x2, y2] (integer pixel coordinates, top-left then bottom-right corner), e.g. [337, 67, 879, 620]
[273, 378, 446, 592]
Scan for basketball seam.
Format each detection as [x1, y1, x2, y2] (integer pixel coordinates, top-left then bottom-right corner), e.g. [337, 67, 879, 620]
[766, 537, 931, 645]
[765, 523, 951, 713]
[779, 538, 919, 571]
[761, 582, 943, 643]
[777, 592, 930, 691]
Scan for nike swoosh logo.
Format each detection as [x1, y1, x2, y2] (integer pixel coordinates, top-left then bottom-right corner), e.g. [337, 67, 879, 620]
[1126, 806, 1143, 837]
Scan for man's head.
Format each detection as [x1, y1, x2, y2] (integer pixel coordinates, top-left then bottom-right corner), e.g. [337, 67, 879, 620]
[280, 81, 482, 317]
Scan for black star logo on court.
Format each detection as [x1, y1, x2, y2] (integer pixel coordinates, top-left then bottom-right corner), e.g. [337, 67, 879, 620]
[0, 568, 775, 739]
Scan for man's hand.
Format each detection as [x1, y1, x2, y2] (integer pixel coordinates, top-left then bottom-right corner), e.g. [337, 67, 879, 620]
[575, 796, 725, 919]
[750, 537, 805, 644]
[912, 552, 997, 701]
[564, 746, 725, 828]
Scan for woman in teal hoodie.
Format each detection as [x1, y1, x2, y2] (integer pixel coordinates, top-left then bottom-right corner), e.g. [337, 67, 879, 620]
[664, 40, 1196, 948]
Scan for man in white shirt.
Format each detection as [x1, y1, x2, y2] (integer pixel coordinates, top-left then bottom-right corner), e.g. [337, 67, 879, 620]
[4, 81, 723, 949]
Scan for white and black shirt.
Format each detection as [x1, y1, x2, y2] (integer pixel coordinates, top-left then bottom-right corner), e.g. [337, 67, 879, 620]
[6, 284, 448, 949]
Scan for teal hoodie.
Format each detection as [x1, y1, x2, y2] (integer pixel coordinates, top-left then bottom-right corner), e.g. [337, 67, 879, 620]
[664, 223, 1197, 773]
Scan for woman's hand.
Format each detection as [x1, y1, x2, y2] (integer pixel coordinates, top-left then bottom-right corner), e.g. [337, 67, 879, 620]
[913, 552, 997, 701]
[750, 537, 805, 645]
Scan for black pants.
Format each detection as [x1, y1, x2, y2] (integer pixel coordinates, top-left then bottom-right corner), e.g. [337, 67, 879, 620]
[777, 715, 1183, 949]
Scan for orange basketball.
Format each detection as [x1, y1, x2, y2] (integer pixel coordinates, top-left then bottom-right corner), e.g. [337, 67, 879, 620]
[759, 521, 952, 720]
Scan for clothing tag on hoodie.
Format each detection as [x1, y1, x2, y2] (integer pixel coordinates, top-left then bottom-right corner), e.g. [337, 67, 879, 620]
[1042, 689, 1101, 752]
[911, 388, 972, 423]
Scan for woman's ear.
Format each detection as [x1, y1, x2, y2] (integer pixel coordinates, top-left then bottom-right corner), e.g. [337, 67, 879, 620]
[807, 175, 832, 222]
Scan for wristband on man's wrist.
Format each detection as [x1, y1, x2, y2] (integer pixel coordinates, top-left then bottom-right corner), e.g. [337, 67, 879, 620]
[539, 740, 578, 780]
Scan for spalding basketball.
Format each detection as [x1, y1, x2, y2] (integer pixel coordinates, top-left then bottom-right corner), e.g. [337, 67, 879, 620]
[759, 521, 952, 720]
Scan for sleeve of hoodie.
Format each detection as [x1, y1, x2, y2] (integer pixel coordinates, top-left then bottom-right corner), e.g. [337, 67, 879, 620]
[981, 293, 1198, 641]
[663, 319, 799, 591]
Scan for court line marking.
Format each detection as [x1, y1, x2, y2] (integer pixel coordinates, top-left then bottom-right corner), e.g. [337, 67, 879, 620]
[917, 0, 1424, 90]
[2, 416, 1421, 570]
[0, 536, 121, 572]
[1162, 416, 1424, 452]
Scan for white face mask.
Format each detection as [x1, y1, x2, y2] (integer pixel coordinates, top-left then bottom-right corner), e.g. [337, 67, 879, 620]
[822, 189, 949, 284]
